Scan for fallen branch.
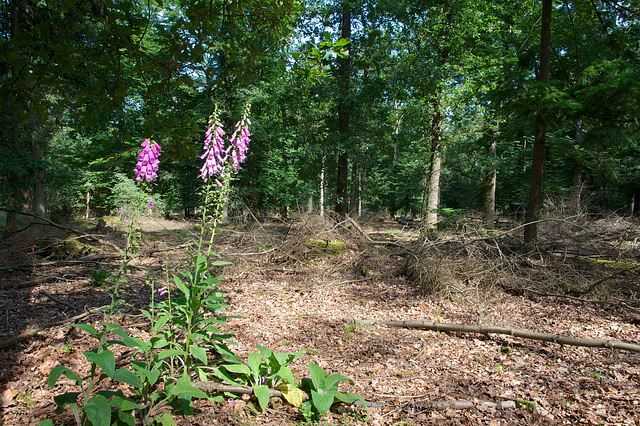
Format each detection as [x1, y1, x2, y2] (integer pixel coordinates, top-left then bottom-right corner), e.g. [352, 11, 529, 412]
[345, 319, 640, 354]
[39, 291, 79, 311]
[0, 307, 104, 349]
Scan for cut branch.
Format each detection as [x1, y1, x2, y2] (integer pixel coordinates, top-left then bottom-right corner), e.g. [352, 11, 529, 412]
[345, 319, 640, 353]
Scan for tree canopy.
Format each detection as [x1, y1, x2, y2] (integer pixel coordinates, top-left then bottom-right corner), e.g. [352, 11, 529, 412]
[2, 0, 640, 244]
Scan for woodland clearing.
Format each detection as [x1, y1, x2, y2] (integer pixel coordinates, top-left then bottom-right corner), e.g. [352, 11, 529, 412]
[0, 212, 639, 425]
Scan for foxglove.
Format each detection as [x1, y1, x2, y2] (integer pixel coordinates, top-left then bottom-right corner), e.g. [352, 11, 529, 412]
[135, 139, 161, 182]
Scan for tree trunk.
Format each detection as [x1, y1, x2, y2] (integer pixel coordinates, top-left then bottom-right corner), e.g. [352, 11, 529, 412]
[424, 104, 443, 230]
[524, 0, 552, 249]
[573, 120, 583, 215]
[483, 135, 497, 228]
[390, 109, 401, 219]
[335, 1, 351, 216]
[320, 156, 325, 217]
[31, 130, 46, 219]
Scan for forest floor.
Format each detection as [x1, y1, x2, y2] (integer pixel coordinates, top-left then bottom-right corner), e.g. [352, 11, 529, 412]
[0, 212, 639, 425]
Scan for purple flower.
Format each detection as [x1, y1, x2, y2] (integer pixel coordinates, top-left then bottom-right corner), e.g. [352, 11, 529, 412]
[158, 287, 166, 296]
[148, 200, 154, 209]
[199, 109, 251, 182]
[135, 139, 161, 182]
[229, 115, 251, 173]
[200, 119, 229, 182]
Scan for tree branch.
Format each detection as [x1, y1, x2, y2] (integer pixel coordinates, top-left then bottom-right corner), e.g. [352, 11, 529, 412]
[345, 319, 640, 353]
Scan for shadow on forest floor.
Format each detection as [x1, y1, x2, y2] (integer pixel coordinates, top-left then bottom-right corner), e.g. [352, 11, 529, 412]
[0, 212, 639, 424]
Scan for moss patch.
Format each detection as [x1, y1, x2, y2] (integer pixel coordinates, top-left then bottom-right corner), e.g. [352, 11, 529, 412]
[303, 239, 346, 257]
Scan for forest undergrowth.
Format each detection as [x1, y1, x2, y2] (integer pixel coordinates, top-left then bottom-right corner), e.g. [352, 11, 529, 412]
[0, 211, 639, 425]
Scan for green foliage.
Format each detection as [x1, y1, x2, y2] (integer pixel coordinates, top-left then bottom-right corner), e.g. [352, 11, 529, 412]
[111, 173, 166, 218]
[299, 362, 369, 422]
[149, 252, 235, 381]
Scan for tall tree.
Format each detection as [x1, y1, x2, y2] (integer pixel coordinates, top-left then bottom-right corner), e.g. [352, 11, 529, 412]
[524, 0, 551, 248]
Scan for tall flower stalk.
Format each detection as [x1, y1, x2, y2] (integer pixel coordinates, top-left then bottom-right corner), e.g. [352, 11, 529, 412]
[198, 106, 251, 257]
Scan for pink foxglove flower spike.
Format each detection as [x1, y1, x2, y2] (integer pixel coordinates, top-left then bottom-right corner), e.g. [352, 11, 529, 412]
[135, 139, 161, 182]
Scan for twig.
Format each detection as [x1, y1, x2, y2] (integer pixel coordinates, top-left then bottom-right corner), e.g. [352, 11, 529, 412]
[345, 319, 640, 353]
[39, 291, 79, 311]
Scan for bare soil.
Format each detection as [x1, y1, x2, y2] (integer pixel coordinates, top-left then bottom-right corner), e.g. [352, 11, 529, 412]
[1, 213, 639, 425]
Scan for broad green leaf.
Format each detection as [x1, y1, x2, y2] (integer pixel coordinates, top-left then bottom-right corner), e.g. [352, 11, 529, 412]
[168, 384, 209, 399]
[84, 394, 111, 426]
[276, 384, 304, 407]
[158, 349, 188, 360]
[112, 329, 148, 352]
[153, 314, 170, 333]
[276, 366, 296, 385]
[253, 384, 271, 411]
[53, 392, 80, 408]
[256, 345, 272, 362]
[311, 389, 335, 416]
[72, 323, 99, 337]
[247, 352, 262, 374]
[114, 367, 143, 388]
[35, 421, 53, 426]
[189, 345, 208, 364]
[111, 394, 146, 411]
[48, 365, 81, 387]
[156, 413, 178, 426]
[223, 364, 251, 375]
[84, 350, 116, 378]
[325, 373, 353, 391]
[308, 362, 326, 389]
[173, 275, 189, 298]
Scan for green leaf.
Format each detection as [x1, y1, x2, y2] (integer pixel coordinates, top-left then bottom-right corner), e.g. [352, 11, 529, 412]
[247, 352, 262, 375]
[311, 389, 335, 416]
[48, 365, 82, 387]
[325, 373, 353, 391]
[308, 362, 326, 389]
[156, 413, 178, 426]
[189, 345, 208, 364]
[53, 392, 80, 408]
[84, 350, 116, 378]
[223, 364, 251, 375]
[153, 314, 170, 333]
[158, 349, 188, 360]
[35, 421, 53, 426]
[72, 323, 100, 337]
[256, 345, 272, 362]
[276, 366, 296, 385]
[173, 275, 190, 298]
[168, 384, 209, 399]
[335, 392, 370, 421]
[84, 394, 111, 426]
[113, 367, 143, 388]
[253, 384, 271, 411]
[112, 329, 149, 352]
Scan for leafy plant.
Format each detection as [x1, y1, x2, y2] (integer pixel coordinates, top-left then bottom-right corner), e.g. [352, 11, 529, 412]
[299, 362, 369, 422]
[216, 345, 305, 411]
[149, 252, 236, 381]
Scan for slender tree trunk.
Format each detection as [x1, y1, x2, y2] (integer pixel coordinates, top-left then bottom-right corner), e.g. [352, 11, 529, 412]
[390, 109, 401, 219]
[524, 0, 552, 249]
[335, 1, 351, 216]
[483, 135, 497, 228]
[31, 130, 46, 219]
[320, 156, 325, 217]
[573, 120, 583, 215]
[349, 159, 358, 214]
[424, 104, 443, 230]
